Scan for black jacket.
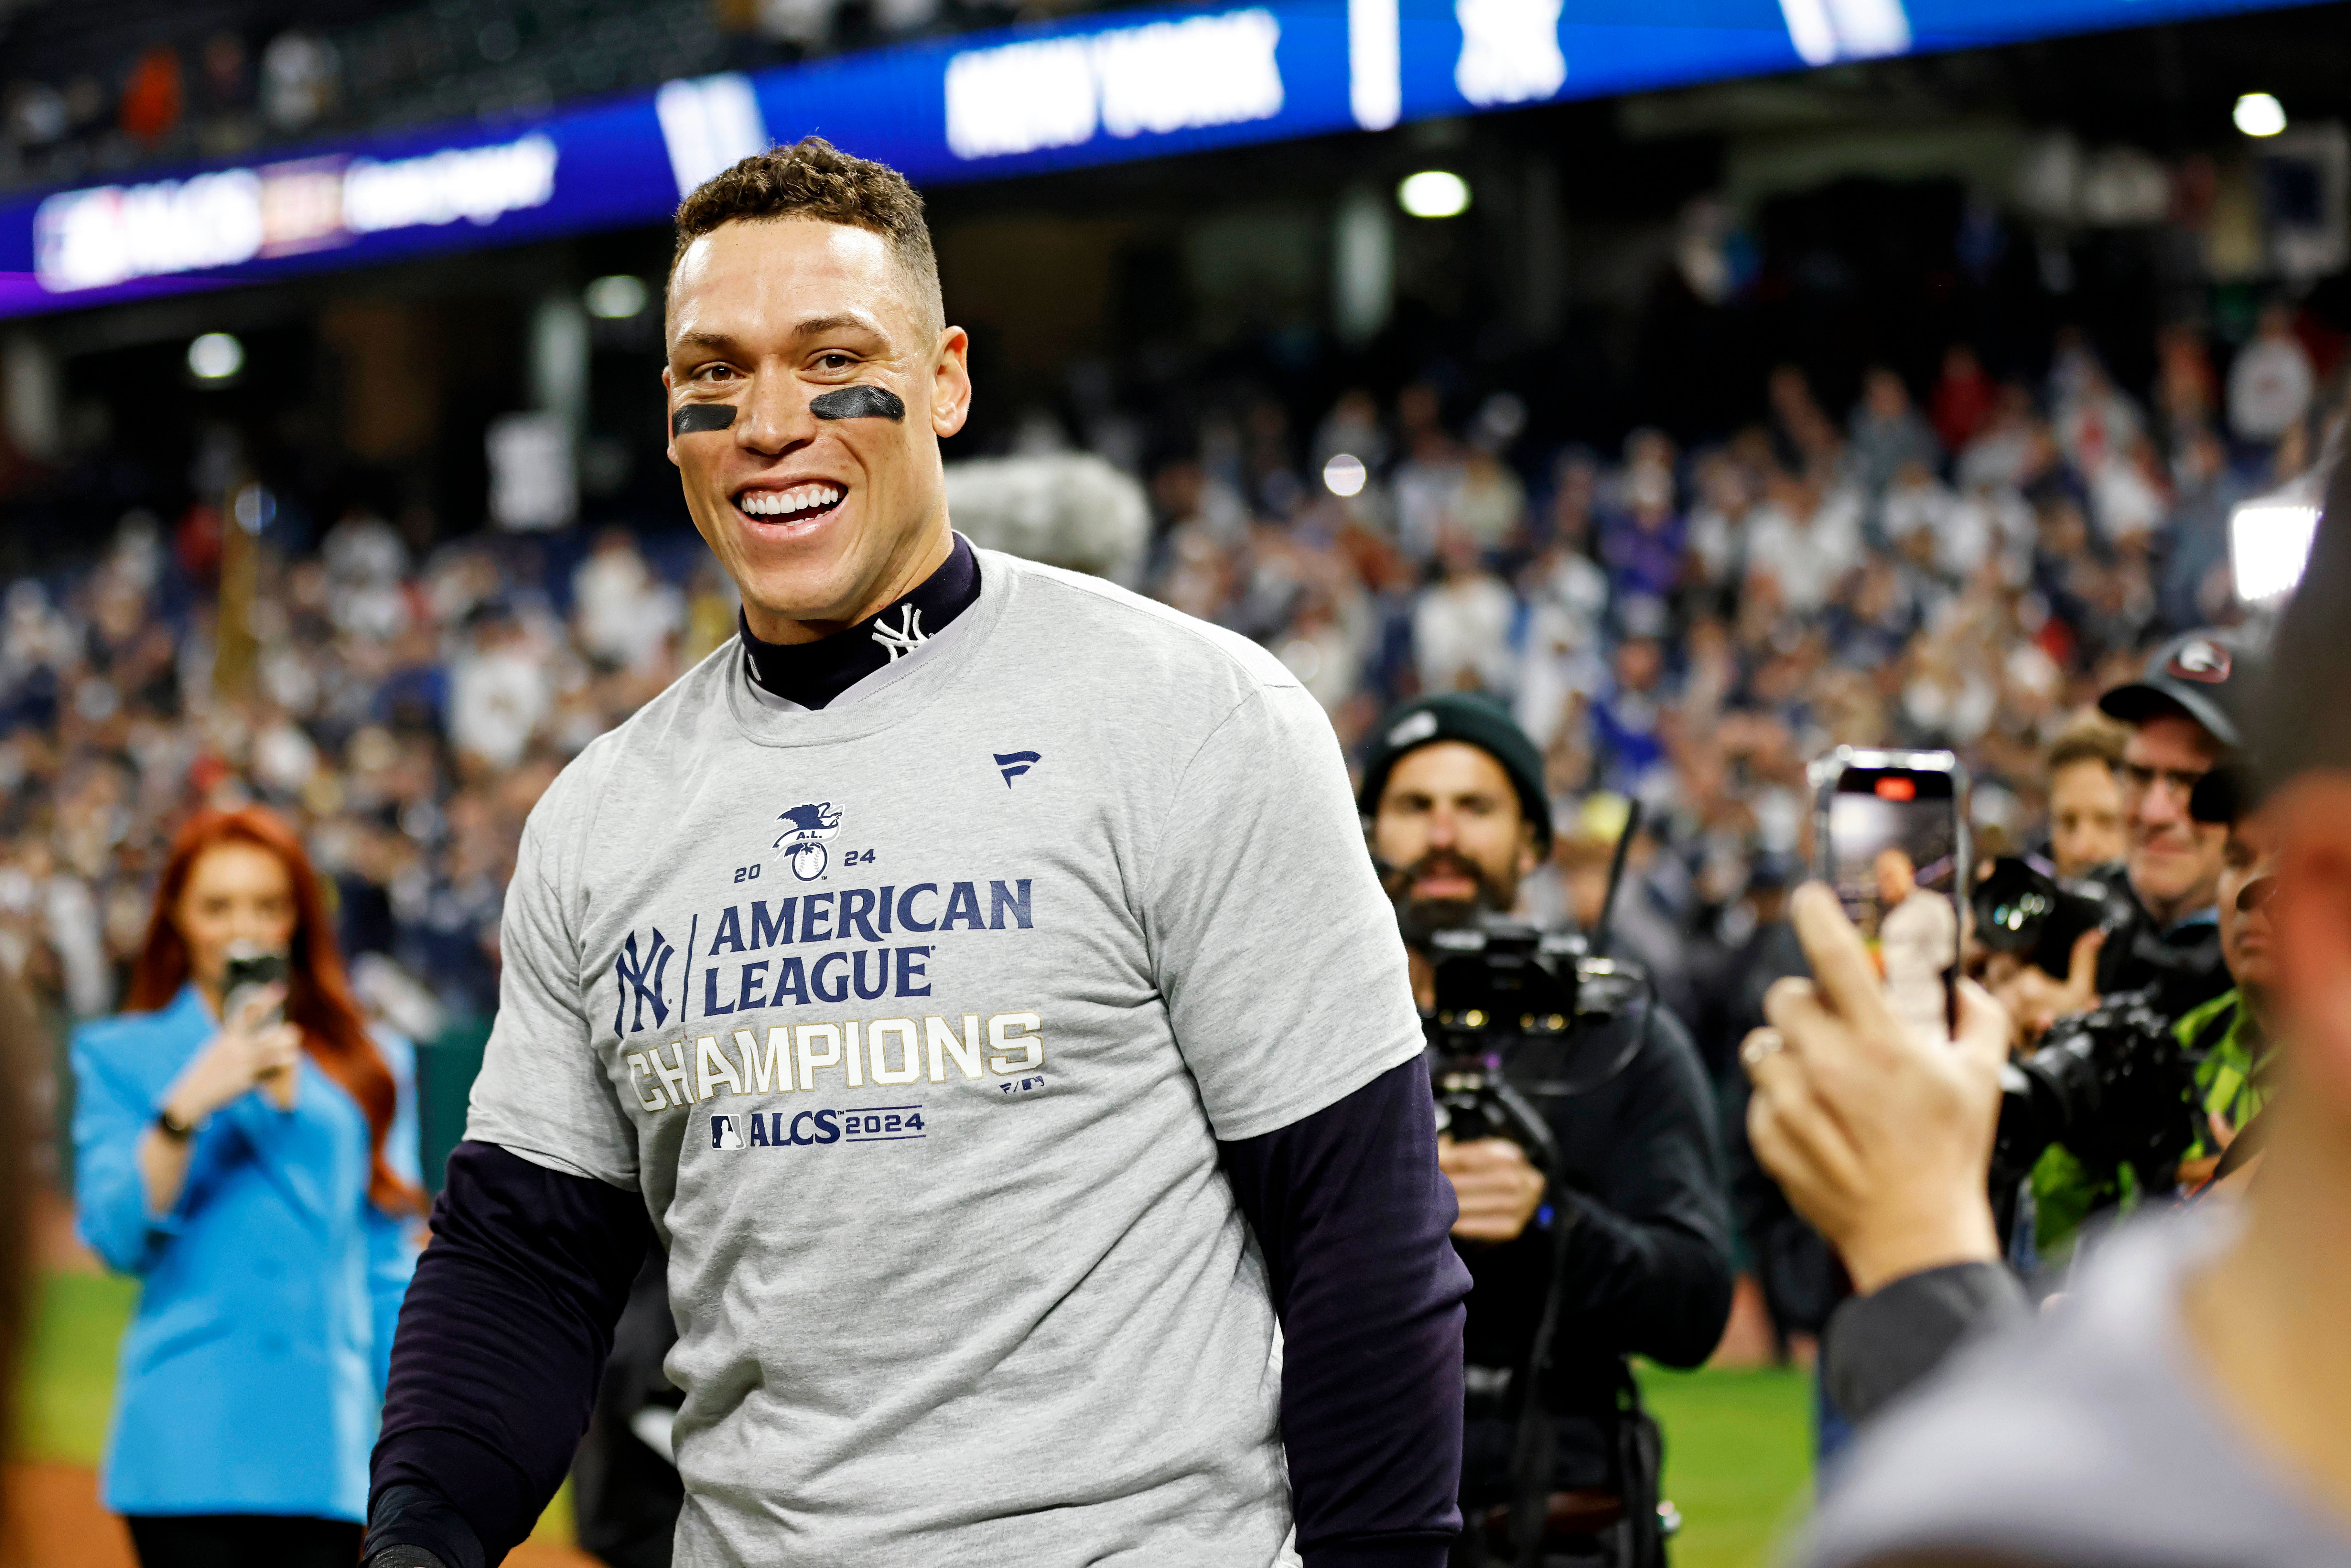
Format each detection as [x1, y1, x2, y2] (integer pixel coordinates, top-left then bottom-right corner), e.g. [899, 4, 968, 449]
[1822, 1260, 2029, 1423]
[2091, 866, 2231, 1025]
[1457, 998, 1736, 1498]
[1718, 919, 1849, 1342]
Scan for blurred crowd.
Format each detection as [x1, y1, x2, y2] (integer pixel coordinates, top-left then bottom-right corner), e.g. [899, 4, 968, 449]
[0, 0, 1113, 198]
[0, 306, 2337, 1133]
[0, 517, 743, 1071]
[1142, 312, 2336, 1055]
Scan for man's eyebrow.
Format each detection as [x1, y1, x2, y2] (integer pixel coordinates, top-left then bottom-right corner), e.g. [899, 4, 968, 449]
[669, 316, 888, 357]
[788, 312, 885, 339]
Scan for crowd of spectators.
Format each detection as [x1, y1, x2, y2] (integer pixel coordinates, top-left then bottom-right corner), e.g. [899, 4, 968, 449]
[0, 516, 738, 1075]
[0, 309, 2335, 1183]
[0, 0, 1110, 197]
[1143, 316, 2333, 1058]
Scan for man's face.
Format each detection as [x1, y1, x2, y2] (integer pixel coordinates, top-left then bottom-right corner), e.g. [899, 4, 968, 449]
[1372, 741, 1537, 931]
[1874, 848, 1915, 906]
[2217, 810, 2280, 993]
[665, 219, 970, 639]
[2120, 713, 2227, 919]
[2048, 757, 2127, 879]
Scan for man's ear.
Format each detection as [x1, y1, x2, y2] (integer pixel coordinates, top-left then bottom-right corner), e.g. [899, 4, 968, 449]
[2272, 773, 2351, 1110]
[661, 365, 679, 469]
[1516, 825, 1542, 884]
[930, 325, 972, 440]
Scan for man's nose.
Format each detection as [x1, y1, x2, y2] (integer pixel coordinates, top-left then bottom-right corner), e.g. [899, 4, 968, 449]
[2135, 786, 2185, 829]
[735, 371, 814, 454]
[1425, 809, 1458, 848]
[2236, 874, 2277, 913]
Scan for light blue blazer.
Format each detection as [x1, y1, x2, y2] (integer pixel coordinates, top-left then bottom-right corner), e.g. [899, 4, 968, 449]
[71, 983, 421, 1520]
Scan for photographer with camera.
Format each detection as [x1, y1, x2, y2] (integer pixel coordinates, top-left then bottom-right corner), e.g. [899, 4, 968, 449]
[1362, 695, 1734, 1567]
[2086, 629, 2265, 1019]
[1969, 637, 2270, 1258]
[1990, 635, 2261, 1052]
[1784, 454, 2351, 1568]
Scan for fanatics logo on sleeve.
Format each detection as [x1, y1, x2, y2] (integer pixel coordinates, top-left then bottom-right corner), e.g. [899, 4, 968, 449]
[994, 750, 1040, 786]
[773, 801, 844, 880]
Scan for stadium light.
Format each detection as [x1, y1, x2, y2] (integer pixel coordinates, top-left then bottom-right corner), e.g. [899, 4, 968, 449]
[1322, 453, 1368, 496]
[585, 274, 649, 319]
[2234, 91, 2287, 137]
[2230, 496, 2320, 603]
[1397, 170, 1470, 219]
[187, 332, 243, 381]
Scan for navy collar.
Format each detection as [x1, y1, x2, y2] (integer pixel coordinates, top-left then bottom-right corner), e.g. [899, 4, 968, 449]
[739, 535, 980, 711]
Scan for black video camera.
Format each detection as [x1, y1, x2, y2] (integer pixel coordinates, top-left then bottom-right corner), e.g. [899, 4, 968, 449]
[1970, 856, 2129, 980]
[1990, 989, 2202, 1190]
[1424, 920, 1652, 1170]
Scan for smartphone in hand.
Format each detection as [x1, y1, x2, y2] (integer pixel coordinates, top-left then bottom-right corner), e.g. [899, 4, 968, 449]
[222, 946, 297, 1110]
[1811, 747, 1968, 1045]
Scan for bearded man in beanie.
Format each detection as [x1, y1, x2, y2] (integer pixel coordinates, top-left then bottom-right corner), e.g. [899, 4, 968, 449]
[1362, 693, 1732, 1565]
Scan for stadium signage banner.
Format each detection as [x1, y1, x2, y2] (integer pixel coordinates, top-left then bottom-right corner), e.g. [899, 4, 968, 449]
[0, 0, 2306, 320]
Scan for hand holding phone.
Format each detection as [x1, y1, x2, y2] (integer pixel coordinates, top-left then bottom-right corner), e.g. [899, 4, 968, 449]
[221, 947, 299, 1112]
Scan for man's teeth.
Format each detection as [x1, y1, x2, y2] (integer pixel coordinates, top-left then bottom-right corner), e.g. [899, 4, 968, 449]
[739, 485, 843, 518]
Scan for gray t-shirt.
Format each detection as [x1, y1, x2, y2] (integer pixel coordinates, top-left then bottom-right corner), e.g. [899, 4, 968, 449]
[1800, 1207, 2351, 1567]
[467, 547, 1424, 1567]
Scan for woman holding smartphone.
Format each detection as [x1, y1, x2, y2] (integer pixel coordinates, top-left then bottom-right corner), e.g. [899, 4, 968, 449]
[71, 806, 424, 1568]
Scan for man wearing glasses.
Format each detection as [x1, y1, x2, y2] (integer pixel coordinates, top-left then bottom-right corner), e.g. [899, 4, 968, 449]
[2088, 629, 2268, 1021]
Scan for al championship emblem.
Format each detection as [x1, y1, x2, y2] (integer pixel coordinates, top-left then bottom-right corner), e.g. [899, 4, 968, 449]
[773, 801, 843, 880]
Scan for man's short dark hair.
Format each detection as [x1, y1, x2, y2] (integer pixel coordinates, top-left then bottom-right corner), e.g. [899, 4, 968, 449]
[670, 136, 944, 336]
[2047, 715, 2126, 779]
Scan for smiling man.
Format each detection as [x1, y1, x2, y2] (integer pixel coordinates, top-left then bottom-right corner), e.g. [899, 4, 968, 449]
[362, 140, 1469, 1568]
[2089, 629, 2268, 1020]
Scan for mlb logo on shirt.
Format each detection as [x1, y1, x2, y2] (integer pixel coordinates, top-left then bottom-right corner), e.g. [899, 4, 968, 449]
[710, 1114, 746, 1150]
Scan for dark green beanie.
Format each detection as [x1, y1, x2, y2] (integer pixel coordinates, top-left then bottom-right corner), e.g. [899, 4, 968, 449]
[1358, 693, 1553, 853]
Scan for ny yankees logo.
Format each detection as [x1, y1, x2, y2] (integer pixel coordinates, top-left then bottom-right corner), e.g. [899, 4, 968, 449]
[870, 605, 928, 662]
[612, 929, 675, 1034]
[773, 801, 844, 880]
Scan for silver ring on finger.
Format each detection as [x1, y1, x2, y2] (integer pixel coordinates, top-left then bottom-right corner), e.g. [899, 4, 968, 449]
[1740, 1030, 1785, 1070]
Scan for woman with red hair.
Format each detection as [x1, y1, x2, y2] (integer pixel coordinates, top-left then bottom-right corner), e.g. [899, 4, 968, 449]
[71, 805, 424, 1568]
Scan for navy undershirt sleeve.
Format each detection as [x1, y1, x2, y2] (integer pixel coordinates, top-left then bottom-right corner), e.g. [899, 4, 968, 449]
[1217, 1057, 1470, 1568]
[365, 1141, 652, 1568]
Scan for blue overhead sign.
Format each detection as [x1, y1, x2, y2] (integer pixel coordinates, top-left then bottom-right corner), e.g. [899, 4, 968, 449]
[0, 0, 2313, 320]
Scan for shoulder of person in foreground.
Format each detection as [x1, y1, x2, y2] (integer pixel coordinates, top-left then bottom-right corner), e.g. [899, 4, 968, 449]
[980, 546, 1303, 701]
[1796, 1208, 2349, 1568]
